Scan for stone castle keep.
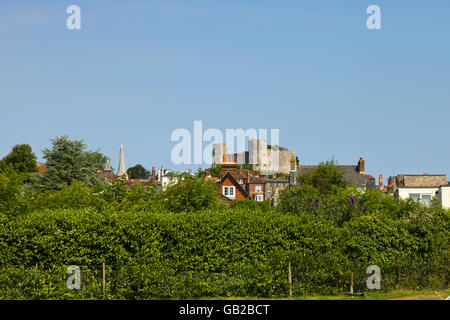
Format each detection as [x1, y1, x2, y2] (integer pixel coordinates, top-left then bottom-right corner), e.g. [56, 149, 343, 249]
[212, 139, 296, 175]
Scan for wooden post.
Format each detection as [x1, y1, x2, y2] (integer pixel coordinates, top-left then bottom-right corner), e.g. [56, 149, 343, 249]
[288, 261, 293, 299]
[350, 272, 354, 294]
[102, 263, 106, 298]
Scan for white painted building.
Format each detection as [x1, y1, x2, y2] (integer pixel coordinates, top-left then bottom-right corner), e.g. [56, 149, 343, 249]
[396, 185, 450, 209]
[157, 167, 194, 190]
[437, 185, 450, 209]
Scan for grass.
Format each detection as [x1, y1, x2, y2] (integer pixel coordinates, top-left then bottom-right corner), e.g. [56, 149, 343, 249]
[202, 289, 450, 300]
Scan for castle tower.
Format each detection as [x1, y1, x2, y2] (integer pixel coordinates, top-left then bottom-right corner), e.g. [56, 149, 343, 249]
[117, 144, 128, 179]
[212, 143, 227, 167]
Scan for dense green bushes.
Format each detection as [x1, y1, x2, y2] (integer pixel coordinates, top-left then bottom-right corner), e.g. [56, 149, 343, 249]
[0, 168, 448, 299]
[0, 204, 448, 299]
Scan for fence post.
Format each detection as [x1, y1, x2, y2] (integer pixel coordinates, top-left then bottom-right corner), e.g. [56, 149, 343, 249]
[102, 263, 106, 298]
[288, 261, 293, 299]
[350, 272, 354, 294]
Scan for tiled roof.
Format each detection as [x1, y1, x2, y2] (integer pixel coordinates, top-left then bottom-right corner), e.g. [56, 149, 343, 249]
[37, 162, 48, 173]
[248, 176, 265, 184]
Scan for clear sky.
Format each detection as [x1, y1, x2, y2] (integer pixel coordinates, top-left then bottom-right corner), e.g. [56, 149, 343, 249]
[1, 0, 449, 179]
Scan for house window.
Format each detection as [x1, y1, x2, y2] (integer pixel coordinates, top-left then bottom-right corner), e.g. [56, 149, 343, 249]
[255, 194, 264, 202]
[409, 193, 432, 207]
[223, 186, 235, 199]
[255, 185, 262, 193]
[420, 194, 432, 207]
[238, 179, 244, 184]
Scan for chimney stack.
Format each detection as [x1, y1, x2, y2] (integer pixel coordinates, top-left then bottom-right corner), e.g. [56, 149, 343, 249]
[358, 157, 365, 174]
[388, 177, 393, 188]
[379, 174, 383, 186]
[152, 166, 156, 182]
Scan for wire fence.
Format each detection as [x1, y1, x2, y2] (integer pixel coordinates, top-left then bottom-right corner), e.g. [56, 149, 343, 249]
[0, 261, 448, 299]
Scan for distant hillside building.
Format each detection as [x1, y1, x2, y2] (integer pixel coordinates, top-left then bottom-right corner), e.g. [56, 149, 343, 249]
[97, 144, 155, 186]
[212, 139, 296, 175]
[218, 158, 268, 201]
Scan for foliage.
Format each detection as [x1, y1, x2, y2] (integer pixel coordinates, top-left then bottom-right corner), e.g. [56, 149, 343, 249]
[0, 144, 38, 174]
[127, 164, 150, 180]
[0, 166, 30, 216]
[297, 159, 347, 195]
[34, 135, 108, 190]
[208, 165, 222, 178]
[0, 167, 448, 299]
[229, 198, 271, 212]
[158, 176, 219, 213]
[0, 203, 447, 299]
[277, 185, 322, 215]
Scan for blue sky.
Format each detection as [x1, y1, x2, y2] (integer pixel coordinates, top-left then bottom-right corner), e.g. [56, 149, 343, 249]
[1, 0, 449, 179]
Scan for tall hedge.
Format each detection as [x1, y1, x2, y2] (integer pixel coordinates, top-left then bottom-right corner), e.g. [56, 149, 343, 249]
[0, 206, 448, 299]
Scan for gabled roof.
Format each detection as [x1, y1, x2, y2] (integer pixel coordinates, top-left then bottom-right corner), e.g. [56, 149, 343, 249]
[395, 174, 447, 188]
[220, 171, 249, 198]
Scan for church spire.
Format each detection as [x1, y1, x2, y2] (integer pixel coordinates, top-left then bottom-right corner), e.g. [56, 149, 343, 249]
[117, 143, 128, 179]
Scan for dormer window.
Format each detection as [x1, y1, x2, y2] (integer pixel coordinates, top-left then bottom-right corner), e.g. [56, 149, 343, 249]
[223, 186, 235, 199]
[238, 179, 244, 184]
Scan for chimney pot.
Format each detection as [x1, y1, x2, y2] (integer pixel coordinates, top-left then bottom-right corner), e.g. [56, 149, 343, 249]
[388, 177, 393, 187]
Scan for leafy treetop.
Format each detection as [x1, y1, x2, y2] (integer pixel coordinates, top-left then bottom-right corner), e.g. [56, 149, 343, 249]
[127, 164, 150, 179]
[296, 159, 347, 195]
[36, 135, 107, 190]
[0, 144, 38, 173]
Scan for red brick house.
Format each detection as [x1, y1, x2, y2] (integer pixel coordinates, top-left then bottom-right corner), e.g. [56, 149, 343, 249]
[217, 158, 268, 201]
[220, 171, 249, 200]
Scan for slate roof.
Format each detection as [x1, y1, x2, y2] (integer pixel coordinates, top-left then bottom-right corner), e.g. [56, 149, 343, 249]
[248, 176, 265, 184]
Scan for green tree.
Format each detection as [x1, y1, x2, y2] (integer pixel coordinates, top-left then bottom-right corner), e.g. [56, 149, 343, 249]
[127, 164, 150, 179]
[160, 176, 219, 213]
[208, 165, 222, 178]
[297, 159, 347, 195]
[0, 144, 38, 173]
[0, 165, 30, 215]
[194, 168, 206, 180]
[36, 135, 107, 189]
